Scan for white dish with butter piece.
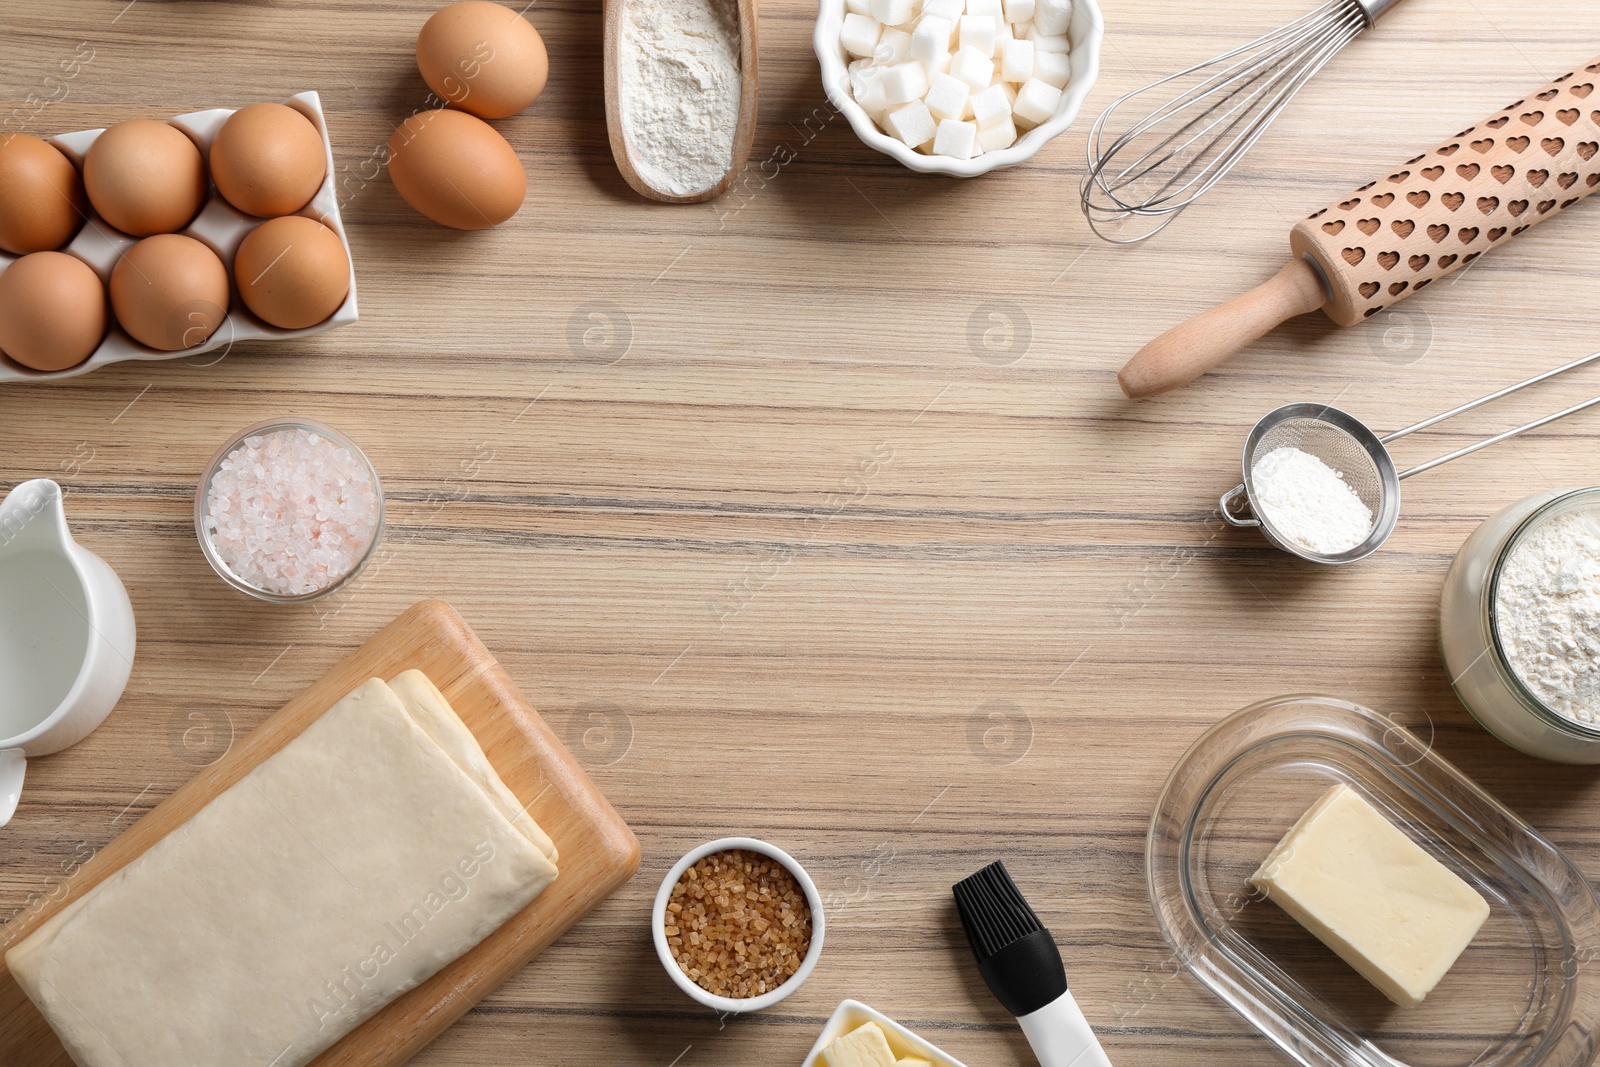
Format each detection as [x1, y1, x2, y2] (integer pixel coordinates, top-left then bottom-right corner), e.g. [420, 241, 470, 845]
[802, 1000, 969, 1067]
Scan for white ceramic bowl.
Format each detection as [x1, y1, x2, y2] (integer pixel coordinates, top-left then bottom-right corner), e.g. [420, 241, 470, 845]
[652, 836, 826, 1013]
[813, 0, 1103, 176]
[802, 1000, 972, 1067]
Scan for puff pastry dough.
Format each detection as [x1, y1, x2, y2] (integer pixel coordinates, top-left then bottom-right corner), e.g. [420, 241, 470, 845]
[6, 674, 558, 1067]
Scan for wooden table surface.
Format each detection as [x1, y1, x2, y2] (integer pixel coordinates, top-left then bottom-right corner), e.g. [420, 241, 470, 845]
[3, 2, 1599, 1065]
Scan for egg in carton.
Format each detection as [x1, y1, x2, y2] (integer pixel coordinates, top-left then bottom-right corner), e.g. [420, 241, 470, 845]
[0, 90, 358, 384]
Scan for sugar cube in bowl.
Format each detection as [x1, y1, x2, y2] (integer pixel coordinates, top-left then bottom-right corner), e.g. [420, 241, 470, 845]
[813, 0, 1102, 176]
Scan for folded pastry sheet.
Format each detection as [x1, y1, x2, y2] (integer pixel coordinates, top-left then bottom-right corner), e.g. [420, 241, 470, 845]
[5, 671, 559, 1067]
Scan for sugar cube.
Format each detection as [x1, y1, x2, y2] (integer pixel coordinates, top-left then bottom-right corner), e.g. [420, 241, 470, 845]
[841, 13, 883, 57]
[977, 115, 1018, 152]
[911, 16, 953, 63]
[858, 78, 890, 116]
[1030, 31, 1070, 52]
[885, 99, 937, 148]
[1033, 50, 1071, 88]
[1012, 76, 1061, 125]
[968, 83, 1011, 128]
[965, 0, 1003, 16]
[999, 37, 1033, 81]
[870, 0, 916, 29]
[1033, 0, 1070, 34]
[881, 60, 930, 103]
[995, 18, 1013, 41]
[922, 0, 964, 20]
[922, 72, 971, 121]
[1004, 0, 1034, 22]
[949, 45, 994, 89]
[958, 15, 997, 56]
[874, 25, 913, 64]
[846, 0, 872, 13]
[933, 118, 978, 158]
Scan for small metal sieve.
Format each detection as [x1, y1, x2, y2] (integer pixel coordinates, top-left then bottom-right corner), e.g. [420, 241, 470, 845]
[1222, 350, 1600, 565]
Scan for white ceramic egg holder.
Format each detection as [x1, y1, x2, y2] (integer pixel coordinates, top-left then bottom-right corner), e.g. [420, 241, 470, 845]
[0, 91, 358, 384]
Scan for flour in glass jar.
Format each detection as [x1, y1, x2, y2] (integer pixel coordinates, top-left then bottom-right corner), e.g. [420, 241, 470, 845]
[1494, 508, 1600, 724]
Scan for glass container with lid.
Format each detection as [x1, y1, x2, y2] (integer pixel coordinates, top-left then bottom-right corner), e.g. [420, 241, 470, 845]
[1440, 488, 1600, 763]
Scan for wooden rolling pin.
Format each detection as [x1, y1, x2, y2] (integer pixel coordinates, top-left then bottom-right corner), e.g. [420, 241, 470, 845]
[1120, 56, 1600, 398]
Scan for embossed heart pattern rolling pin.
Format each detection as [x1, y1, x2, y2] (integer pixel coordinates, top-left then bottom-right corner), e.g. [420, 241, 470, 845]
[1119, 56, 1600, 398]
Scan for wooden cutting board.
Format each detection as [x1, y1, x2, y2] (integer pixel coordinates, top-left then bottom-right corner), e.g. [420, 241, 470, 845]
[0, 600, 641, 1067]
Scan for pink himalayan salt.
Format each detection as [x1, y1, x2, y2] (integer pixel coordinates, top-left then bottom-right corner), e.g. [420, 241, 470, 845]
[205, 428, 379, 596]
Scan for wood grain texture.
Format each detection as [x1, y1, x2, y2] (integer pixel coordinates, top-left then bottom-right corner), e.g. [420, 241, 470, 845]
[0, 1, 1598, 1065]
[0, 601, 640, 1066]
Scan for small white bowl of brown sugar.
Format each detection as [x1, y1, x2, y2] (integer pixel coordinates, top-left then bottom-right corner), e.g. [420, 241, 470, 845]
[652, 837, 825, 1013]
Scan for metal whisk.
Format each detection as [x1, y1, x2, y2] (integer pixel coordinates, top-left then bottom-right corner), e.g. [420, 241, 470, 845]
[1080, 0, 1406, 244]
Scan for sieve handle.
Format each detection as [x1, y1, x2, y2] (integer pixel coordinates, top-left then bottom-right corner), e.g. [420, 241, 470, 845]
[1384, 349, 1600, 479]
[1220, 484, 1260, 526]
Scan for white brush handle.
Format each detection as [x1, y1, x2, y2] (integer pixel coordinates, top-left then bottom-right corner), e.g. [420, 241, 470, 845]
[1017, 990, 1113, 1067]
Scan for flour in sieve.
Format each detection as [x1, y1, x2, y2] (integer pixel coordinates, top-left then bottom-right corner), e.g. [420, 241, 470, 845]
[1494, 508, 1600, 724]
[619, 0, 741, 197]
[1250, 446, 1375, 556]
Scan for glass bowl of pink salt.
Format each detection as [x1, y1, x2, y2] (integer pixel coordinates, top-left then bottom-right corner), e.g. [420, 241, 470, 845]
[195, 419, 384, 604]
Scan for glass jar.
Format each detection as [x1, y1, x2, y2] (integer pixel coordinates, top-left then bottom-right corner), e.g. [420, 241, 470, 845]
[1439, 487, 1600, 763]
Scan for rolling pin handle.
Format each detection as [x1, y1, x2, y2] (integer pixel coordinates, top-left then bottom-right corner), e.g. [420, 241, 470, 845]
[1118, 257, 1329, 399]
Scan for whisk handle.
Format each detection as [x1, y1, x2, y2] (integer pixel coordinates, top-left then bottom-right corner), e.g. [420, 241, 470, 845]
[1118, 258, 1327, 398]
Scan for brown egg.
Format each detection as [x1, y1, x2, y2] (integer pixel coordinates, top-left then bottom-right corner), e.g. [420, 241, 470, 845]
[417, 1, 549, 119]
[84, 120, 208, 236]
[209, 103, 327, 218]
[387, 109, 525, 229]
[0, 252, 106, 371]
[234, 216, 350, 329]
[110, 234, 230, 351]
[0, 133, 86, 255]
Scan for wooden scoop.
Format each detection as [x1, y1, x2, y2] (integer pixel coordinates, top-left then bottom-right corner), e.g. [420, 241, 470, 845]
[1120, 54, 1600, 398]
[603, 0, 759, 203]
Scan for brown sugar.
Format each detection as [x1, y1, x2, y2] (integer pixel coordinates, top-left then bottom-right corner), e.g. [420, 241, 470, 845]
[663, 848, 813, 1000]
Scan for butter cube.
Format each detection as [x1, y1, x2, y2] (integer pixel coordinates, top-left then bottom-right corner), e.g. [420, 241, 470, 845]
[841, 13, 883, 57]
[870, 0, 916, 29]
[922, 0, 964, 20]
[1033, 50, 1071, 87]
[823, 1022, 898, 1067]
[1252, 784, 1490, 1008]
[976, 114, 1017, 152]
[949, 45, 994, 89]
[1033, 0, 1071, 34]
[911, 16, 953, 63]
[875, 26, 914, 64]
[881, 60, 930, 104]
[1003, 0, 1035, 22]
[968, 83, 1011, 128]
[933, 117, 978, 158]
[885, 99, 937, 148]
[958, 15, 997, 56]
[924, 72, 971, 121]
[1011, 76, 1061, 126]
[999, 37, 1033, 81]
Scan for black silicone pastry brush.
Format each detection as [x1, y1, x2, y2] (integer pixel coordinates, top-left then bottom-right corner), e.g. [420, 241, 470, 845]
[953, 861, 1113, 1067]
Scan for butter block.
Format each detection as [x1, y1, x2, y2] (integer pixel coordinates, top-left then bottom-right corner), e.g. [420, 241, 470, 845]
[823, 1021, 898, 1067]
[1251, 784, 1490, 1008]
